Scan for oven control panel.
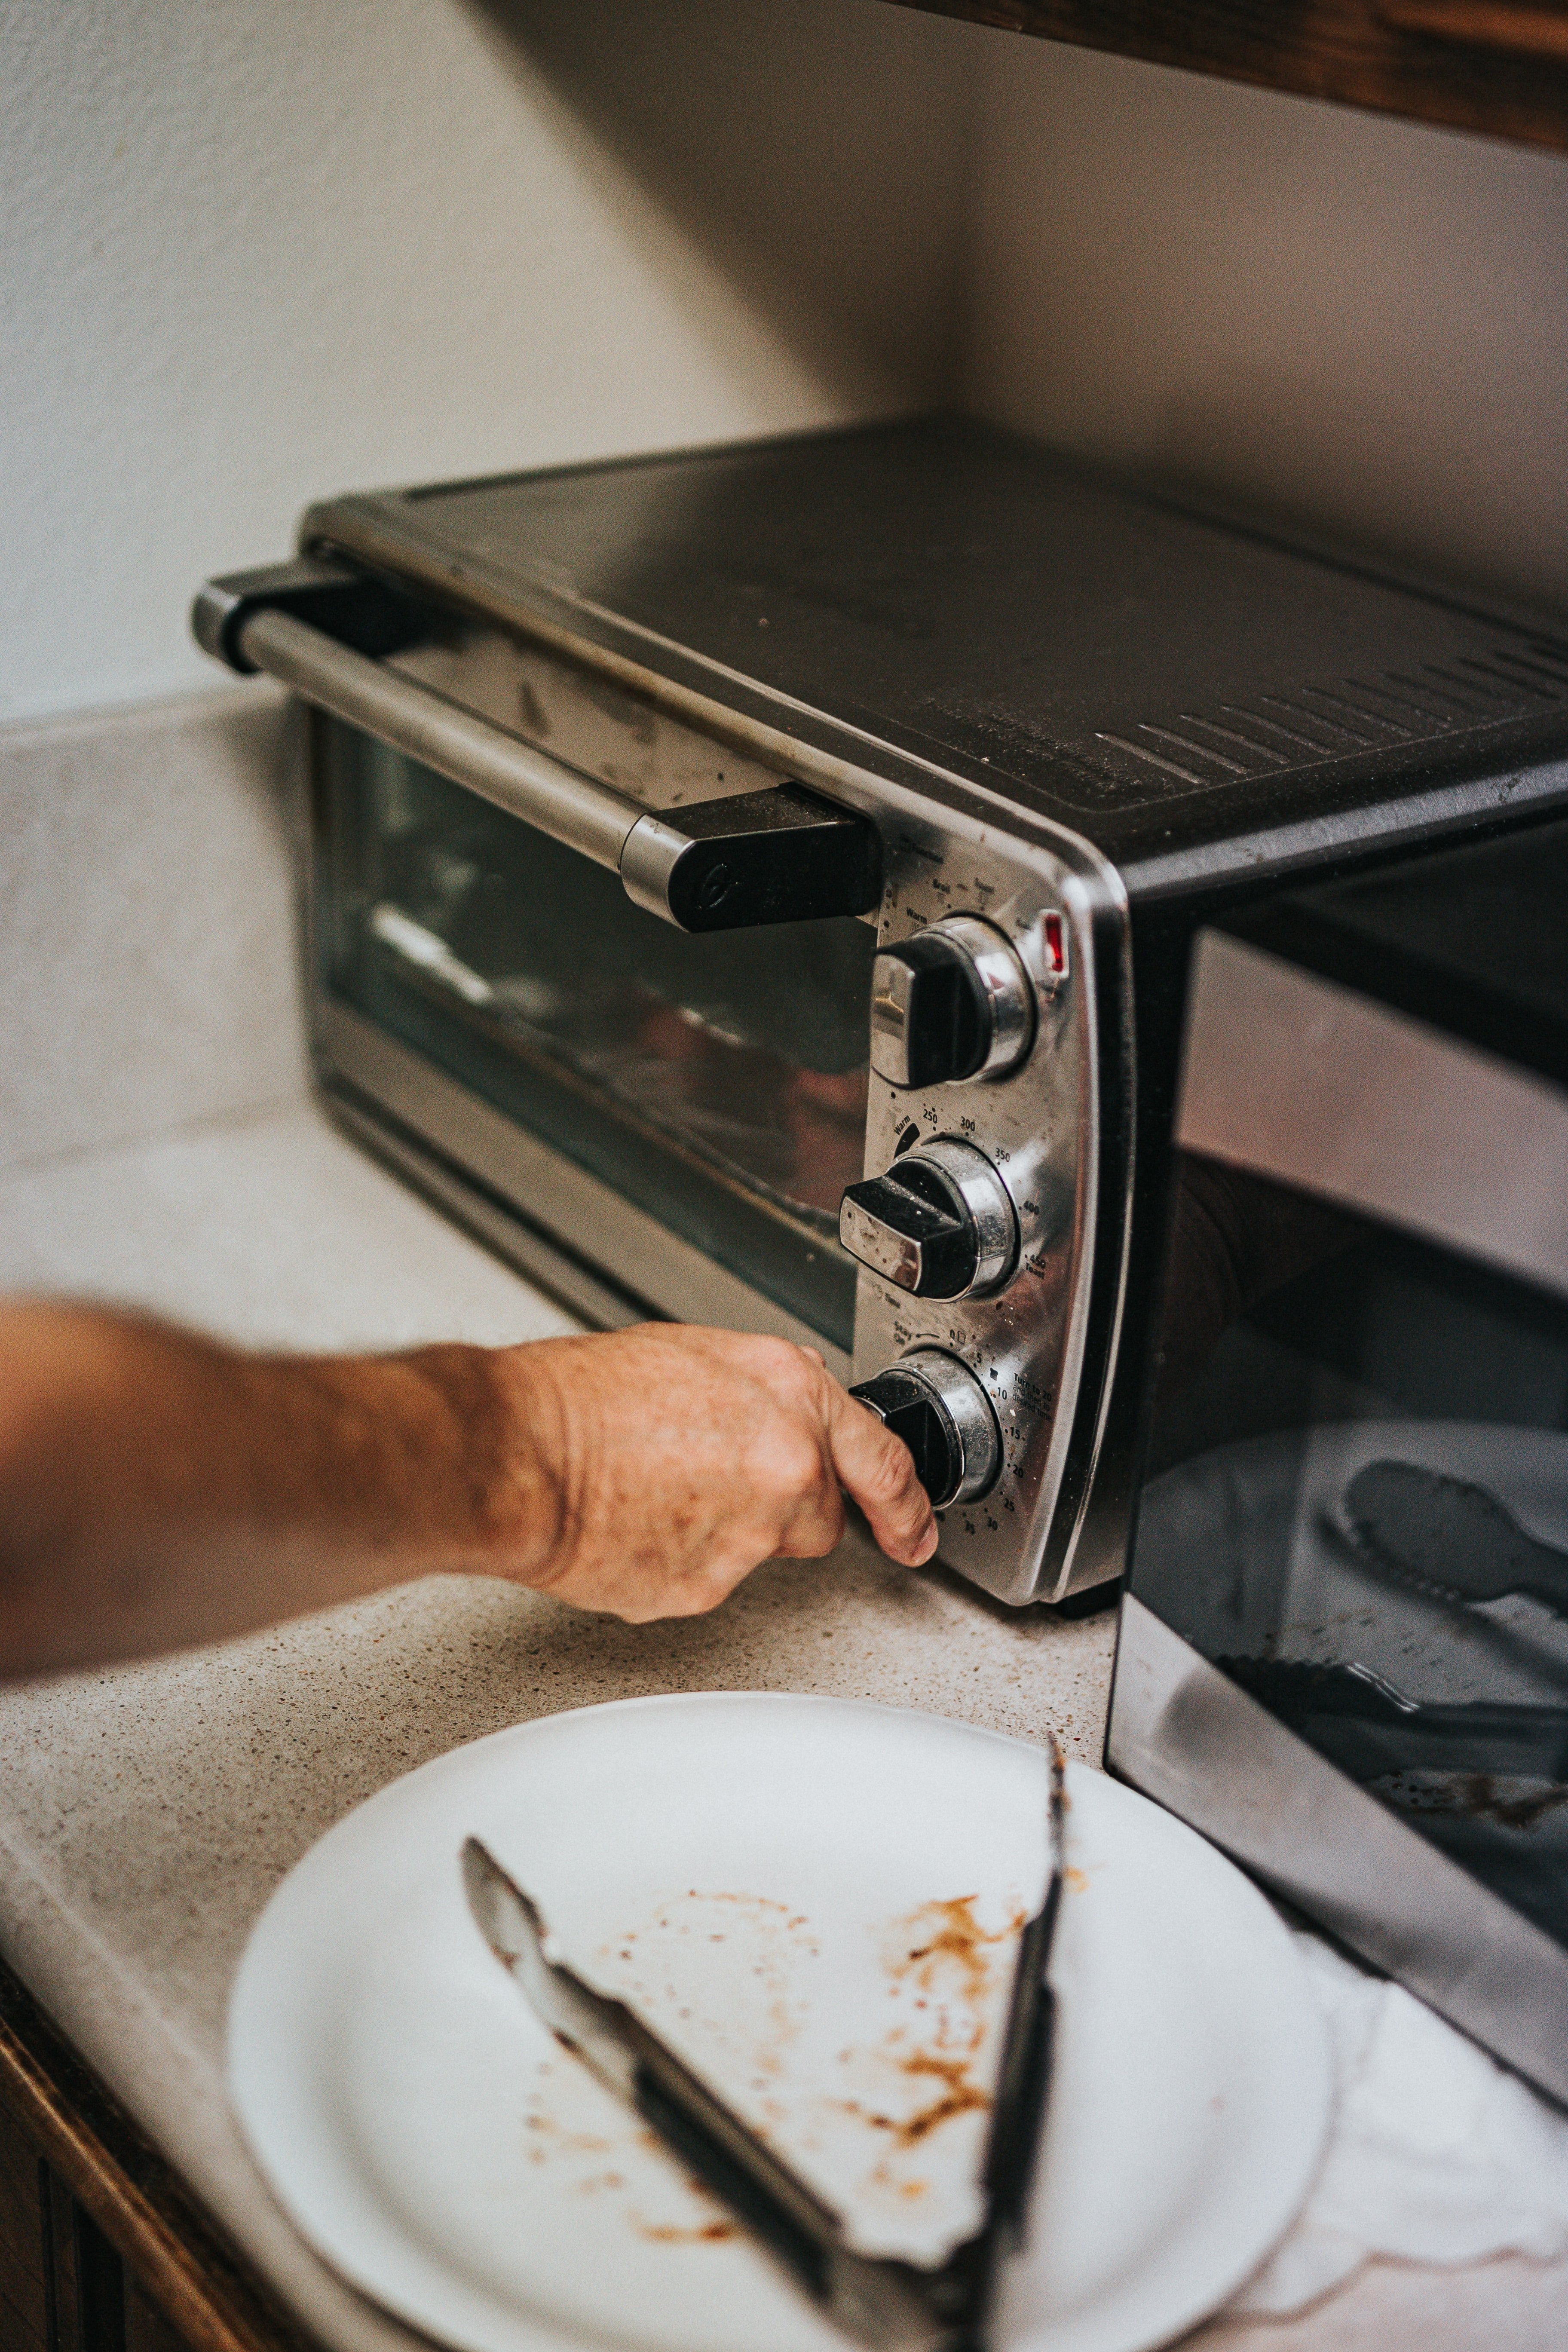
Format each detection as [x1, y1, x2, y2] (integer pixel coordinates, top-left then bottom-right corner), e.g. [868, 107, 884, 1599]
[845, 832, 1109, 1606]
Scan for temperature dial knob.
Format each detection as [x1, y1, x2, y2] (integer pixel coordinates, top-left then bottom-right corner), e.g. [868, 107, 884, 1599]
[870, 914, 1035, 1089]
[839, 1137, 1018, 1300]
[850, 1350, 1001, 1508]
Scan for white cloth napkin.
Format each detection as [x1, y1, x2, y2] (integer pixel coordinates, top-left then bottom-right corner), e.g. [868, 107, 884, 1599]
[1228, 1932, 1568, 2315]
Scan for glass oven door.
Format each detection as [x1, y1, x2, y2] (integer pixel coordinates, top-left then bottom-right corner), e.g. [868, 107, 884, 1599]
[312, 715, 876, 1348]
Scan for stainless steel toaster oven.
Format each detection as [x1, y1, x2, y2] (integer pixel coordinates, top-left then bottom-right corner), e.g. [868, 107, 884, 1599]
[1109, 812, 1568, 2103]
[194, 420, 1568, 1606]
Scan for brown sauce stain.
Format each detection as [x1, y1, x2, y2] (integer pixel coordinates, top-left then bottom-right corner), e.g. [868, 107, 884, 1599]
[831, 1894, 1028, 2155]
[636, 2220, 737, 2244]
[890, 1894, 1024, 2043]
[677, 1890, 798, 1914]
[863, 2052, 992, 2147]
[899, 1895, 994, 2008]
[893, 1891, 1020, 2004]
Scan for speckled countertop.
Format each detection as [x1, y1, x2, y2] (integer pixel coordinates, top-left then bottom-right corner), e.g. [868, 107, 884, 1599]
[1, 1096, 1562, 2352]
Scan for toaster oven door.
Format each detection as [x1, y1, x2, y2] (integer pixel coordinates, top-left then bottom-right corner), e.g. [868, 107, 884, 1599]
[309, 713, 876, 1354]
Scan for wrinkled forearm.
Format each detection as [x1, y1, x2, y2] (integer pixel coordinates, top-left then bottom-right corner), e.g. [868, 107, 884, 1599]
[0, 1302, 560, 1677]
[0, 1305, 933, 1678]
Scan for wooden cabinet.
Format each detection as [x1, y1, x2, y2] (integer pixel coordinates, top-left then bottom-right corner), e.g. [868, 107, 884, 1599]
[0, 1962, 307, 2352]
[0, 2135, 186, 2352]
[886, 0, 1568, 152]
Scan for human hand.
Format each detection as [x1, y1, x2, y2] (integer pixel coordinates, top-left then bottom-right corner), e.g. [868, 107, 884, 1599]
[496, 1323, 938, 1621]
[0, 1304, 936, 1676]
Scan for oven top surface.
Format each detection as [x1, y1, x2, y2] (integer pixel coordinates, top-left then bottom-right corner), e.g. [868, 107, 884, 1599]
[307, 419, 1568, 881]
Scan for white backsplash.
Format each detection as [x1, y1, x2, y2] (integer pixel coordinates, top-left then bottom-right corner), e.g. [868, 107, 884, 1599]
[0, 683, 303, 1175]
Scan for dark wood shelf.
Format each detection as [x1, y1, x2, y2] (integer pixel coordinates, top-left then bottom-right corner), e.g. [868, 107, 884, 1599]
[886, 0, 1568, 152]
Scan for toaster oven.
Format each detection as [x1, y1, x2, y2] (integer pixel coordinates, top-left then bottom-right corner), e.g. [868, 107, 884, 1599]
[193, 419, 1568, 1605]
[1108, 812, 1568, 2102]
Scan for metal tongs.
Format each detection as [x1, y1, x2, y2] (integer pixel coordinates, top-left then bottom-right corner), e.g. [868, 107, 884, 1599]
[461, 1738, 1066, 2352]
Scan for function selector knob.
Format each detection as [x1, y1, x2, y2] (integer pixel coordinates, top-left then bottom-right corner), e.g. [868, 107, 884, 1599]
[839, 1137, 1018, 1300]
[850, 1349, 1001, 1508]
[870, 914, 1036, 1090]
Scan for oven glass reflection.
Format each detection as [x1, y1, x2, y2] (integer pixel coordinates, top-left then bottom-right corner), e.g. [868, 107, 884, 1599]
[315, 721, 875, 1344]
[1134, 1157, 1568, 1952]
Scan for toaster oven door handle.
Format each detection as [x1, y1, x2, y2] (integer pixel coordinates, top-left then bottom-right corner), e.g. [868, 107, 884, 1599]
[238, 604, 643, 873]
[194, 562, 883, 931]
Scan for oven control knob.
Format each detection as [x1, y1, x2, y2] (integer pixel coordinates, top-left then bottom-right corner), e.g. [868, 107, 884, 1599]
[870, 915, 1035, 1089]
[839, 1137, 1018, 1300]
[850, 1349, 1001, 1508]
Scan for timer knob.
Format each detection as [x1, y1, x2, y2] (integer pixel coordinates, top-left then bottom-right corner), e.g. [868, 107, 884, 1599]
[839, 1137, 1018, 1300]
[850, 1349, 1001, 1508]
[869, 914, 1035, 1089]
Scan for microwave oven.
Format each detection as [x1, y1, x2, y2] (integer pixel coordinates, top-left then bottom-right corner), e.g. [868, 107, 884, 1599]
[1108, 812, 1568, 2102]
[193, 419, 1568, 1605]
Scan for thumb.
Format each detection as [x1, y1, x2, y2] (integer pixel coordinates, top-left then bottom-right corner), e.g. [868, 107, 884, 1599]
[824, 1385, 938, 1566]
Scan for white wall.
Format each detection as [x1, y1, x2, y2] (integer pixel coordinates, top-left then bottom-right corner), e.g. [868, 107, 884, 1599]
[0, 0, 977, 723]
[963, 38, 1568, 619]
[6, 5, 1568, 732]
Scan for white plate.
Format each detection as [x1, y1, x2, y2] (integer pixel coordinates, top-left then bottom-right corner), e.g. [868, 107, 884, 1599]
[229, 1693, 1330, 2352]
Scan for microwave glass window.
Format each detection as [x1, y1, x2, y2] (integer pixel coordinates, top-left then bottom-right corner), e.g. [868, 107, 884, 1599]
[315, 718, 875, 1345]
[1133, 1155, 1568, 1954]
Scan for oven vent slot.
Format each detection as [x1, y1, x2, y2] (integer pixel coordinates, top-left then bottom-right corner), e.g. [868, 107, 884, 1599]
[1060, 641, 1568, 808]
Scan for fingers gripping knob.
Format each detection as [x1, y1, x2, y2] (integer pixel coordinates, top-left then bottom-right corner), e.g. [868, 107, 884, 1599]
[851, 1370, 957, 1503]
[850, 1350, 1001, 1509]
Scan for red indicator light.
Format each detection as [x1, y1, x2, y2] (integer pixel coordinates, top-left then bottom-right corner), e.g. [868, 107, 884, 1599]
[1043, 912, 1067, 977]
